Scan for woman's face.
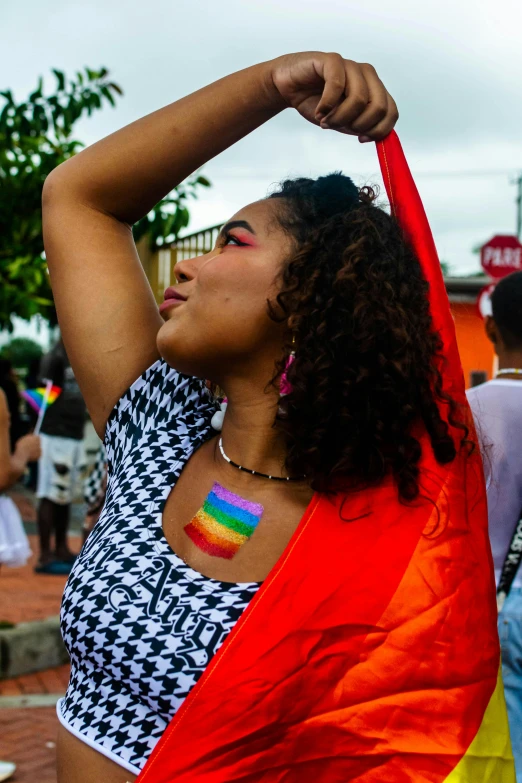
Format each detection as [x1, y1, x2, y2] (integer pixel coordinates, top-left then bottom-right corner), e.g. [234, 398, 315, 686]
[157, 198, 293, 386]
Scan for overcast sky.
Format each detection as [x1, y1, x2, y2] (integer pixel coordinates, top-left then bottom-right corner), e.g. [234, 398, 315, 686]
[2, 0, 522, 287]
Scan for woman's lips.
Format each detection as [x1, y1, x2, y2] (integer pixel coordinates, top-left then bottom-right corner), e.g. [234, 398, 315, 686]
[159, 298, 185, 314]
[159, 287, 187, 313]
[163, 286, 186, 302]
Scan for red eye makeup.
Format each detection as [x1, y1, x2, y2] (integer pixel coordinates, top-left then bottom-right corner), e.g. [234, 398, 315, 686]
[223, 231, 257, 248]
[219, 220, 258, 248]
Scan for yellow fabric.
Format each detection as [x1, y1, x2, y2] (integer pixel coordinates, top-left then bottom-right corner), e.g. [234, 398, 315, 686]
[444, 667, 515, 782]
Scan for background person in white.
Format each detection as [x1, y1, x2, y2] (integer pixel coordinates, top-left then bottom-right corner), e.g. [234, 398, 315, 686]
[35, 338, 87, 573]
[467, 270, 522, 781]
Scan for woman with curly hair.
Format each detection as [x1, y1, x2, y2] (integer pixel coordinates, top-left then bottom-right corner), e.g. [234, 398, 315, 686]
[43, 53, 512, 782]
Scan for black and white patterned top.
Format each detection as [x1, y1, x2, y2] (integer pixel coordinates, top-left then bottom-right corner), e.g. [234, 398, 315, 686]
[57, 361, 260, 776]
[83, 443, 106, 512]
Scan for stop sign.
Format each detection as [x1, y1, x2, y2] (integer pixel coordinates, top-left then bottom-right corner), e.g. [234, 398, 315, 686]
[480, 235, 522, 279]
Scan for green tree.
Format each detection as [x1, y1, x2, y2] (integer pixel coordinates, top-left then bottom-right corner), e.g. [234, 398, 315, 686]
[0, 337, 42, 370]
[0, 67, 122, 330]
[0, 67, 211, 330]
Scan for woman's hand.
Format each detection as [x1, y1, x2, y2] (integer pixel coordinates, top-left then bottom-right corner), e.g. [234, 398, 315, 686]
[270, 52, 398, 141]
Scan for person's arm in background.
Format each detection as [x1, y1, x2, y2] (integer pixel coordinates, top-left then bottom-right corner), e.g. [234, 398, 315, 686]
[0, 390, 41, 492]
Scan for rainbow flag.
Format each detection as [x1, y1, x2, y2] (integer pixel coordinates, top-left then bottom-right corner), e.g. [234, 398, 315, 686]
[22, 385, 61, 415]
[184, 482, 263, 559]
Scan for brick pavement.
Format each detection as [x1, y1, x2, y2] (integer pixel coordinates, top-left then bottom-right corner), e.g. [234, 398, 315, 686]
[0, 535, 78, 625]
[0, 490, 76, 782]
[0, 664, 70, 782]
[0, 479, 96, 781]
[0, 664, 70, 698]
[1, 484, 83, 626]
[0, 705, 59, 783]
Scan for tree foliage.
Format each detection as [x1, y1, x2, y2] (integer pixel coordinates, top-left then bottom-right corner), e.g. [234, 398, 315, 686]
[0, 337, 43, 369]
[0, 67, 122, 330]
[0, 67, 211, 330]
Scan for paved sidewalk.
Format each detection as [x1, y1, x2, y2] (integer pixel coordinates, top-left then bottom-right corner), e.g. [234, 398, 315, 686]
[0, 705, 60, 783]
[0, 488, 78, 782]
[0, 663, 70, 699]
[0, 664, 69, 782]
[1, 482, 84, 625]
[0, 535, 78, 625]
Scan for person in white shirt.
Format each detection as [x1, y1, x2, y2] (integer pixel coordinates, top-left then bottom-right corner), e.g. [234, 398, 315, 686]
[467, 270, 522, 781]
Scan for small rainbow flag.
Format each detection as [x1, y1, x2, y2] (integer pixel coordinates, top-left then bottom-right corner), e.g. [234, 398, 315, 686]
[22, 385, 61, 415]
[184, 482, 264, 560]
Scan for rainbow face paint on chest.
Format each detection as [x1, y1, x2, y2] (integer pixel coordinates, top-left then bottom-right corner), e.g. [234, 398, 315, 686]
[184, 482, 264, 560]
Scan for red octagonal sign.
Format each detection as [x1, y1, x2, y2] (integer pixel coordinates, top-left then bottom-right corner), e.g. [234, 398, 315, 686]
[480, 234, 522, 279]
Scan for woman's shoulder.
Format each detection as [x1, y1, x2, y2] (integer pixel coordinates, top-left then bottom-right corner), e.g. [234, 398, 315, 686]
[104, 358, 216, 459]
[110, 357, 211, 418]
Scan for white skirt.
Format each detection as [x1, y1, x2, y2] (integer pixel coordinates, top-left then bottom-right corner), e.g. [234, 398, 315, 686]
[0, 495, 31, 567]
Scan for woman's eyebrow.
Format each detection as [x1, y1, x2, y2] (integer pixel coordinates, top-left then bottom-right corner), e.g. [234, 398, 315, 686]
[219, 220, 256, 238]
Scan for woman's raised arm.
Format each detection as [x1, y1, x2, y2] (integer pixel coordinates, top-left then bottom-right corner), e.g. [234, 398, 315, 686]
[42, 53, 397, 436]
[42, 61, 286, 436]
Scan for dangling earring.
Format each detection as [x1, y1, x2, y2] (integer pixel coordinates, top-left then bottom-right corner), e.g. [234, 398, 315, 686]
[280, 336, 296, 397]
[211, 398, 228, 431]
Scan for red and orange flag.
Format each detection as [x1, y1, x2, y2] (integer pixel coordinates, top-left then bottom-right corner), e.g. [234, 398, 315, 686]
[136, 132, 514, 782]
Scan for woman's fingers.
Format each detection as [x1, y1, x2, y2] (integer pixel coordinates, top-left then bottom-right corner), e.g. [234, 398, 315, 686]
[273, 51, 398, 137]
[319, 59, 369, 127]
[322, 62, 398, 140]
[359, 93, 399, 141]
[314, 53, 348, 120]
[346, 65, 389, 133]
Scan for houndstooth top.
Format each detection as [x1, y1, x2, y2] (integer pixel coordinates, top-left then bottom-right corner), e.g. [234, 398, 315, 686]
[57, 361, 260, 775]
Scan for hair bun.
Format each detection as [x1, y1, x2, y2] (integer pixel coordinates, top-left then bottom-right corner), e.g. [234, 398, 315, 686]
[268, 172, 363, 237]
[310, 173, 359, 218]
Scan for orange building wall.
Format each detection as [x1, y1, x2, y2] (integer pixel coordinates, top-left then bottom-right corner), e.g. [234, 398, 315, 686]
[450, 302, 495, 388]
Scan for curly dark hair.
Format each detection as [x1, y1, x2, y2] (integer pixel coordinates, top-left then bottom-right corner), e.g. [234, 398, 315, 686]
[267, 173, 468, 501]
